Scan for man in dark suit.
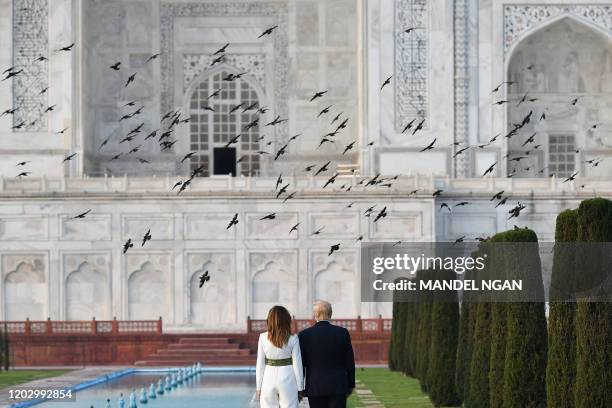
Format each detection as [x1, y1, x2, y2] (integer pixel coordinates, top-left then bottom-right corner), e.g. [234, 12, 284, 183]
[298, 300, 356, 408]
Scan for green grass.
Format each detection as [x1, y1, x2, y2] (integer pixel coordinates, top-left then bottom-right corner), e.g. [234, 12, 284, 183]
[0, 370, 72, 387]
[348, 367, 433, 408]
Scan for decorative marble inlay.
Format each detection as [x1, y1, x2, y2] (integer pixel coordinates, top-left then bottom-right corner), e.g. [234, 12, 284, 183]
[504, 5, 612, 55]
[160, 2, 289, 139]
[12, 0, 49, 132]
[454, 0, 469, 178]
[183, 54, 266, 92]
[394, 0, 428, 132]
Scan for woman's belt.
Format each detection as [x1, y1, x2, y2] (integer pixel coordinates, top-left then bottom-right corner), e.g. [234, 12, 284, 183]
[265, 357, 292, 366]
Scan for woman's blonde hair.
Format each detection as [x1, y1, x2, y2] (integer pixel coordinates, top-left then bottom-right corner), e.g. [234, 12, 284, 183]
[266, 305, 292, 348]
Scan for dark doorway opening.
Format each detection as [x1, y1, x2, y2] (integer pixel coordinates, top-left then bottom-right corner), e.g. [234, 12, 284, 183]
[213, 147, 237, 176]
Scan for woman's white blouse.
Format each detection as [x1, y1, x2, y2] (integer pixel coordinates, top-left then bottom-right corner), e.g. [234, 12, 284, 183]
[256, 332, 304, 391]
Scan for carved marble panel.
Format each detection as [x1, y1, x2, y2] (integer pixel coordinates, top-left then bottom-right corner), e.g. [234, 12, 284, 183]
[12, 0, 49, 132]
[310, 250, 357, 318]
[121, 214, 174, 241]
[183, 54, 265, 92]
[186, 252, 236, 327]
[308, 212, 359, 238]
[368, 211, 422, 239]
[59, 214, 112, 241]
[246, 213, 298, 240]
[249, 251, 297, 319]
[442, 213, 496, 239]
[63, 253, 111, 320]
[2, 254, 46, 320]
[504, 5, 612, 56]
[395, 0, 428, 131]
[184, 213, 237, 240]
[126, 253, 172, 321]
[0, 216, 48, 241]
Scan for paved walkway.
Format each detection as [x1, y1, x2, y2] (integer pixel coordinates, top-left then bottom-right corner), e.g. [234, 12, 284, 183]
[0, 367, 130, 407]
[354, 379, 384, 407]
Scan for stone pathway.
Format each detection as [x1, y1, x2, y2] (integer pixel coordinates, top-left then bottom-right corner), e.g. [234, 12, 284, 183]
[0, 367, 130, 408]
[354, 379, 384, 407]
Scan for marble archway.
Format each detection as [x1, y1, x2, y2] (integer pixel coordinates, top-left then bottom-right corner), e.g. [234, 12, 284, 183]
[506, 17, 612, 178]
[314, 260, 356, 319]
[4, 259, 46, 320]
[65, 261, 109, 320]
[127, 261, 168, 321]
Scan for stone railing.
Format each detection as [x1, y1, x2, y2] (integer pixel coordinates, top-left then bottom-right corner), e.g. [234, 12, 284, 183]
[0, 317, 162, 335]
[247, 315, 391, 334]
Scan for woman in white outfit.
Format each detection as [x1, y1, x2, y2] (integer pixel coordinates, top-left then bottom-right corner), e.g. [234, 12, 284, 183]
[256, 305, 304, 408]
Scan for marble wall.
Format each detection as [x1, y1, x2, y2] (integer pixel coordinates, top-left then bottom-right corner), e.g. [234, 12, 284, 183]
[0, 180, 435, 329]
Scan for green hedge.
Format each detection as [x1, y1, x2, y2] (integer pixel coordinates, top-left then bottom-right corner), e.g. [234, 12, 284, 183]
[546, 209, 578, 408]
[415, 270, 434, 391]
[574, 198, 612, 408]
[501, 228, 547, 408]
[426, 268, 460, 407]
[455, 263, 477, 404]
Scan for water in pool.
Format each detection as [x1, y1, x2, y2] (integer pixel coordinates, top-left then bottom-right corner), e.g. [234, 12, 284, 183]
[34, 371, 256, 408]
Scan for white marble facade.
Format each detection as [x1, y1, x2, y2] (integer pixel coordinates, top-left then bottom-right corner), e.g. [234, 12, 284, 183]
[0, 0, 611, 330]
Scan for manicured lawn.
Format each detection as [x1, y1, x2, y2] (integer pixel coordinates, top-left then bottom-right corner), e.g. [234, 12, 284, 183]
[0, 370, 72, 387]
[349, 367, 433, 408]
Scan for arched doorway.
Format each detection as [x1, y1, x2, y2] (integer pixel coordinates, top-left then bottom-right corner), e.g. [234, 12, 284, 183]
[506, 17, 612, 178]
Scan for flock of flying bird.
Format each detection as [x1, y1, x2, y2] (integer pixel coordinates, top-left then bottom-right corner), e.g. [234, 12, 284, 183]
[1, 24, 605, 285]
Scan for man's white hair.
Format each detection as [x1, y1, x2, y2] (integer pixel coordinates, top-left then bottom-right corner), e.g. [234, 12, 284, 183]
[313, 299, 332, 320]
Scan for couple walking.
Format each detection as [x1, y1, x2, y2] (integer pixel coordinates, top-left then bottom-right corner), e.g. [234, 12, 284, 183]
[255, 300, 355, 408]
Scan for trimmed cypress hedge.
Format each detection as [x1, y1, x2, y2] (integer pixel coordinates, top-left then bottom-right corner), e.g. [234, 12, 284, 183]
[546, 209, 578, 408]
[389, 277, 411, 371]
[426, 268, 461, 407]
[468, 300, 492, 408]
[468, 243, 493, 408]
[487, 234, 509, 408]
[388, 296, 400, 370]
[574, 198, 612, 408]
[501, 228, 547, 408]
[455, 265, 477, 403]
[415, 270, 434, 391]
[402, 300, 417, 377]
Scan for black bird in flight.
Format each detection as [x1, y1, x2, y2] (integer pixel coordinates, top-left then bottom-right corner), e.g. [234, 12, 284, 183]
[318, 105, 332, 117]
[274, 144, 289, 161]
[380, 75, 392, 91]
[508, 202, 526, 220]
[440, 203, 451, 212]
[331, 112, 342, 124]
[402, 119, 416, 133]
[419, 138, 436, 152]
[329, 244, 341, 256]
[323, 174, 338, 189]
[56, 43, 75, 52]
[275, 174, 283, 191]
[16, 161, 30, 166]
[260, 213, 276, 220]
[1, 107, 18, 117]
[211, 55, 226, 66]
[490, 81, 515, 94]
[2, 69, 23, 80]
[563, 170, 579, 183]
[266, 115, 287, 127]
[214, 43, 230, 55]
[181, 152, 196, 163]
[433, 189, 444, 197]
[16, 171, 31, 178]
[145, 53, 161, 63]
[374, 206, 387, 222]
[142, 229, 152, 246]
[289, 223, 299, 234]
[342, 141, 356, 155]
[310, 90, 328, 102]
[63, 153, 77, 163]
[110, 62, 121, 71]
[227, 213, 239, 229]
[73, 209, 91, 219]
[258, 25, 279, 38]
[276, 184, 289, 199]
[482, 162, 497, 177]
[315, 161, 331, 176]
[125, 73, 137, 87]
[123, 238, 134, 254]
[198, 271, 210, 288]
[490, 190, 504, 201]
[495, 196, 510, 208]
